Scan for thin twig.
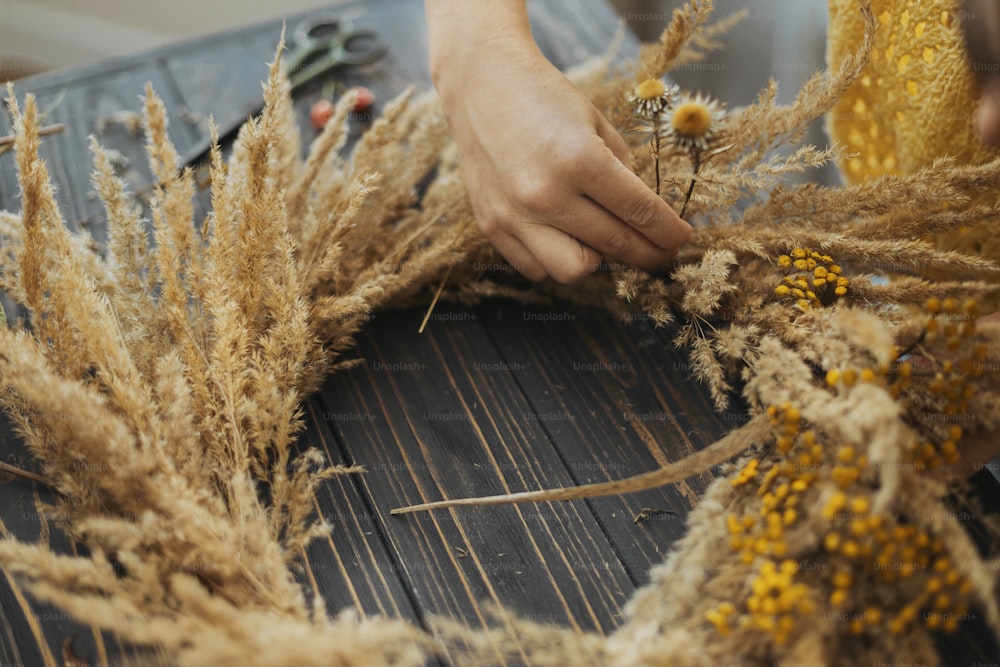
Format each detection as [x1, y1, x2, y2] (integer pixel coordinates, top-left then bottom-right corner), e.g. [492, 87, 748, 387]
[386, 210, 448, 266]
[0, 460, 54, 488]
[652, 117, 662, 196]
[418, 265, 453, 334]
[390, 415, 769, 514]
[0, 123, 66, 155]
[679, 151, 701, 219]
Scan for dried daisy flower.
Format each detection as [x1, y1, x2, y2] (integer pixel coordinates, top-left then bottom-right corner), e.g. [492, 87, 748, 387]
[627, 77, 678, 119]
[627, 78, 678, 196]
[665, 92, 725, 154]
[664, 92, 726, 216]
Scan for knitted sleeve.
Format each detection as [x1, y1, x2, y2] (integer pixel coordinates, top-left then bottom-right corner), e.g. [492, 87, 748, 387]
[827, 0, 1000, 275]
[827, 0, 997, 180]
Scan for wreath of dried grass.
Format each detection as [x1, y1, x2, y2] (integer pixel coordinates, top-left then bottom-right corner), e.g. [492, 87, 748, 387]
[0, 1, 998, 665]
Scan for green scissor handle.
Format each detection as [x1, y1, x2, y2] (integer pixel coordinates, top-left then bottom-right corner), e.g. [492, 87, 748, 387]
[286, 15, 386, 90]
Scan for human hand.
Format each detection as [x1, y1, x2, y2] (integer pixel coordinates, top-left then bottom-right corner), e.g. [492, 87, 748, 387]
[962, 0, 1000, 143]
[426, 5, 691, 283]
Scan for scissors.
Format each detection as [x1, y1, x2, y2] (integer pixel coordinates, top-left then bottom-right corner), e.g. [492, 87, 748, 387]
[285, 15, 387, 90]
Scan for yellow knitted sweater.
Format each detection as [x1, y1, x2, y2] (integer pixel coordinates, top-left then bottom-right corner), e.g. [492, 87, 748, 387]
[827, 0, 1000, 267]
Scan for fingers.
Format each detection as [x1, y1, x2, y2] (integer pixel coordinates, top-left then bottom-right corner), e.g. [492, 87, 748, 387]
[479, 123, 692, 281]
[544, 197, 675, 272]
[588, 122, 693, 251]
[487, 220, 601, 284]
[518, 223, 603, 284]
[498, 203, 669, 280]
[457, 83, 694, 283]
[486, 230, 548, 282]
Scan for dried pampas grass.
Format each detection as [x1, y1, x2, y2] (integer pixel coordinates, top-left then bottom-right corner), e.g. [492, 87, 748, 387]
[0, 39, 483, 667]
[1, 1, 999, 665]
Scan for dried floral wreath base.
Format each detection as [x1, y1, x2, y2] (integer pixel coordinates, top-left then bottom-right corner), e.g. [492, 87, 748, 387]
[1, 1, 999, 665]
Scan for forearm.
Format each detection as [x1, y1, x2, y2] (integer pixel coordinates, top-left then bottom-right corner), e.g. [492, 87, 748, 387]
[424, 0, 536, 91]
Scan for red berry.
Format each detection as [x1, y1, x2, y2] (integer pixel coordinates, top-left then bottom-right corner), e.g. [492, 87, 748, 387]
[351, 86, 375, 112]
[310, 99, 335, 129]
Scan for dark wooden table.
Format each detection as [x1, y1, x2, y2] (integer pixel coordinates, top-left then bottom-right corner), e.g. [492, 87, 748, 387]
[1, 2, 998, 666]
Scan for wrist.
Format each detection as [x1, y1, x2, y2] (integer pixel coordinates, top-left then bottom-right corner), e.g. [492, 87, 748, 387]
[425, 1, 536, 93]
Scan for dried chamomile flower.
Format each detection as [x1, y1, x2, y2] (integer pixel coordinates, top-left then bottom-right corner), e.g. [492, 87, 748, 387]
[665, 92, 726, 154]
[627, 78, 679, 196]
[627, 78, 678, 119]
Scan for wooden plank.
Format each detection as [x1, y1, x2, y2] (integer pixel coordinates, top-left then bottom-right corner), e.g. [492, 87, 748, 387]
[474, 299, 734, 583]
[0, 573, 57, 667]
[0, 63, 211, 324]
[0, 376, 422, 667]
[477, 300, 1000, 666]
[297, 400, 423, 623]
[317, 307, 635, 663]
[0, 427, 164, 666]
[931, 470, 1000, 662]
[164, 0, 437, 174]
[1, 64, 201, 236]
